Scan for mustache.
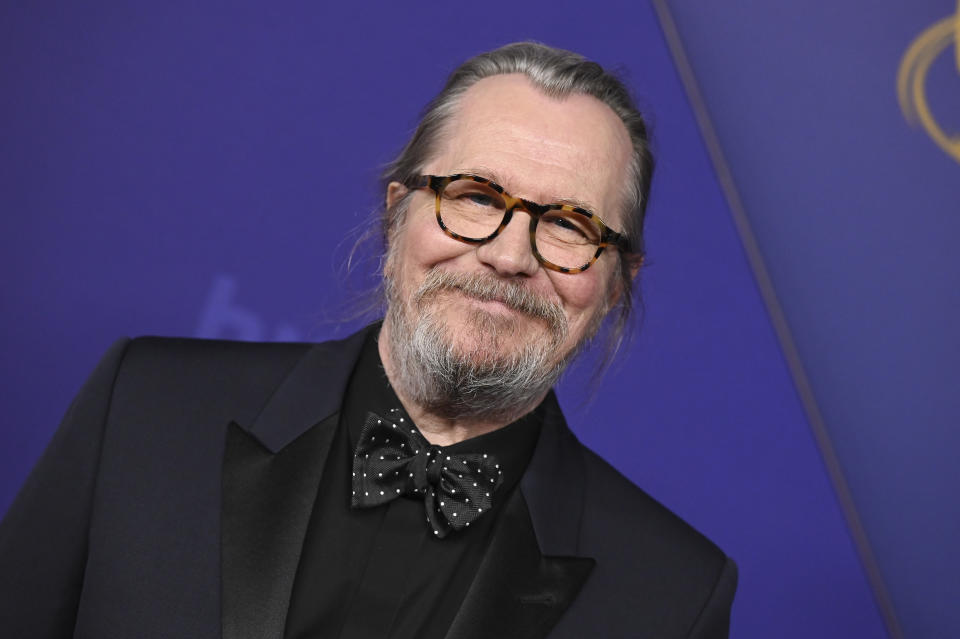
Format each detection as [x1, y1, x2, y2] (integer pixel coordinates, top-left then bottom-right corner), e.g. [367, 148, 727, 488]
[414, 269, 568, 338]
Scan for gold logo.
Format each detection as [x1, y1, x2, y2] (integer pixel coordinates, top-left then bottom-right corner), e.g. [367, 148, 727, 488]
[897, 2, 960, 164]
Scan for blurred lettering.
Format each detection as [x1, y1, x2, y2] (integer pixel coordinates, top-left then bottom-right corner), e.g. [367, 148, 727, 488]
[196, 275, 302, 342]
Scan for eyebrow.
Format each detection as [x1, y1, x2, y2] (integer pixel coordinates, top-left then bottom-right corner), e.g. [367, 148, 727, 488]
[456, 166, 599, 214]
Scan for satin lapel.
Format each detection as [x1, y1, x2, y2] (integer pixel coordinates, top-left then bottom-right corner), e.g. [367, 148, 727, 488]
[444, 489, 594, 639]
[219, 324, 372, 639]
[221, 413, 338, 639]
[520, 393, 588, 557]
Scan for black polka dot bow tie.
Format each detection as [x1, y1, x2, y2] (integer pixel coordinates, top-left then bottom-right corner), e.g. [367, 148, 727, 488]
[351, 409, 504, 538]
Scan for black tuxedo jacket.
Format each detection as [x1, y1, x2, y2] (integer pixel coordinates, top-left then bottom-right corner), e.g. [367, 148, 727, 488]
[0, 326, 736, 639]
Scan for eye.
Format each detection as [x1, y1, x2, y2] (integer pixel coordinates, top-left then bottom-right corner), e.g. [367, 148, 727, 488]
[441, 179, 505, 214]
[545, 214, 591, 241]
[548, 216, 581, 233]
[538, 211, 600, 245]
[457, 190, 498, 207]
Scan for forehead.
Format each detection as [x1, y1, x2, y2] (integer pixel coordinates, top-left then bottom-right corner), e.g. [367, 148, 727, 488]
[428, 74, 633, 225]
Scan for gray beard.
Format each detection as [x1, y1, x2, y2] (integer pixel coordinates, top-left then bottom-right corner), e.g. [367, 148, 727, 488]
[384, 269, 571, 422]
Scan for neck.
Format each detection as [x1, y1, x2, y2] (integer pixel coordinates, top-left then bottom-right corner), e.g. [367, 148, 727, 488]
[377, 320, 547, 446]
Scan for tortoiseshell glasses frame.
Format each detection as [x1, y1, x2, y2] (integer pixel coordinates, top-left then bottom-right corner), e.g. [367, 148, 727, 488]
[403, 174, 633, 274]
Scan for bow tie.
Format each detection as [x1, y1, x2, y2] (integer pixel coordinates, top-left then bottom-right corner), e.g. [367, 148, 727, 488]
[351, 409, 504, 538]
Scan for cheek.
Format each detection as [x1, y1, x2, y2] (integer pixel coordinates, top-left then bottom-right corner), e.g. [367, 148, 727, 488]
[384, 215, 466, 287]
[391, 212, 472, 279]
[552, 268, 615, 325]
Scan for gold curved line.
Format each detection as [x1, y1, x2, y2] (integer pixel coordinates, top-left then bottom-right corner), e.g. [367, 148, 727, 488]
[911, 32, 960, 160]
[897, 17, 954, 122]
[897, 9, 960, 163]
[955, 0, 960, 71]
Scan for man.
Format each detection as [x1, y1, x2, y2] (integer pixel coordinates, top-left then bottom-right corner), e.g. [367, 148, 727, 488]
[0, 43, 736, 638]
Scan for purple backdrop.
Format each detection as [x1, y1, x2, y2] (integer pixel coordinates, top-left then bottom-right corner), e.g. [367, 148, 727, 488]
[664, 1, 960, 636]
[0, 1, 919, 636]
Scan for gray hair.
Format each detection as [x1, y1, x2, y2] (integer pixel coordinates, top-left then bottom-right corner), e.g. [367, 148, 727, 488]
[378, 41, 654, 366]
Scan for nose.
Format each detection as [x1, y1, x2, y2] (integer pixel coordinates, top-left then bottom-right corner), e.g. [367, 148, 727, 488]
[474, 210, 540, 277]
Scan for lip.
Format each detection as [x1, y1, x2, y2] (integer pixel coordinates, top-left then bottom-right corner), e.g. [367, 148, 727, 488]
[465, 296, 515, 314]
[438, 288, 520, 317]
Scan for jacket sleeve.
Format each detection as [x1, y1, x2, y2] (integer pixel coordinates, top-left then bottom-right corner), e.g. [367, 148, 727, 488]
[687, 557, 738, 639]
[0, 339, 130, 638]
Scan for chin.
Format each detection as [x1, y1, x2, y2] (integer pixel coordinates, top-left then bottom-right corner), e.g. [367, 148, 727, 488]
[384, 288, 575, 420]
[446, 333, 518, 368]
[437, 307, 559, 361]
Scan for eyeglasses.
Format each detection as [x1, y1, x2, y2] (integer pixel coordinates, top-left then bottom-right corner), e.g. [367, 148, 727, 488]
[403, 174, 632, 274]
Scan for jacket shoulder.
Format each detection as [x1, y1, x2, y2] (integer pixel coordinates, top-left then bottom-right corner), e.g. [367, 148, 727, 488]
[114, 330, 371, 432]
[569, 438, 736, 637]
[123, 335, 314, 367]
[578, 442, 726, 562]
[113, 337, 312, 428]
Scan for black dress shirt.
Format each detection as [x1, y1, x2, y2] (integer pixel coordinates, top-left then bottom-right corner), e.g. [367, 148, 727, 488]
[284, 332, 543, 639]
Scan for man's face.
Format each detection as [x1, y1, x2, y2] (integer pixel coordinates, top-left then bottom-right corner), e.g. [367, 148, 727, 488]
[385, 73, 633, 386]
